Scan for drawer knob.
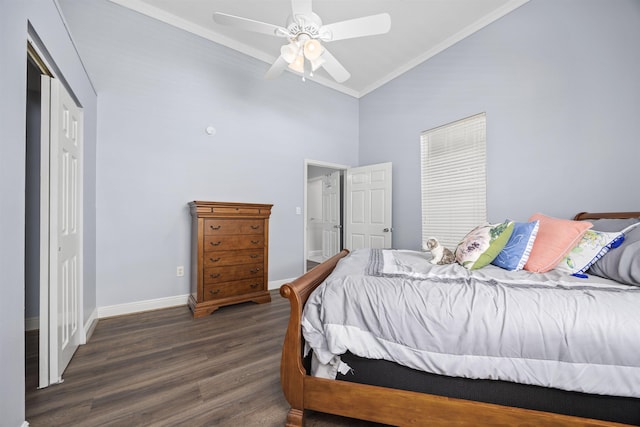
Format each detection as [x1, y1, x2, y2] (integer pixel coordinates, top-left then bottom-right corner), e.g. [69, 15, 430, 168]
[250, 283, 260, 289]
[249, 254, 258, 259]
[209, 289, 220, 295]
[251, 225, 259, 230]
[210, 241, 222, 246]
[209, 273, 221, 278]
[209, 257, 221, 263]
[210, 225, 221, 230]
[251, 240, 260, 244]
[250, 268, 261, 274]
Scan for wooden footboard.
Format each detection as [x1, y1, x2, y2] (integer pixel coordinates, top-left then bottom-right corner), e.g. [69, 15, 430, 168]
[279, 249, 350, 426]
[279, 248, 633, 427]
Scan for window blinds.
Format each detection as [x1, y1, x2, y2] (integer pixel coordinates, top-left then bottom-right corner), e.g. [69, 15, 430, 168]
[420, 113, 487, 250]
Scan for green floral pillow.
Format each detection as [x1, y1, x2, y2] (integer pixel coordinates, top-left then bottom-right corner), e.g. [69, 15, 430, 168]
[455, 221, 515, 270]
[555, 229, 625, 275]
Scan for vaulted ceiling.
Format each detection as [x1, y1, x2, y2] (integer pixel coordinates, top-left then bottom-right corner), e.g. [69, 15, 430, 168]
[110, 0, 529, 97]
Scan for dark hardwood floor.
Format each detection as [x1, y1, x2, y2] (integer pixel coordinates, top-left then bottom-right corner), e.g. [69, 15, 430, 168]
[25, 290, 384, 426]
[306, 259, 321, 271]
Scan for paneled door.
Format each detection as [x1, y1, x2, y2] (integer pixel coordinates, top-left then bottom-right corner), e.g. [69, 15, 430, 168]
[345, 163, 392, 250]
[39, 76, 84, 387]
[321, 170, 341, 260]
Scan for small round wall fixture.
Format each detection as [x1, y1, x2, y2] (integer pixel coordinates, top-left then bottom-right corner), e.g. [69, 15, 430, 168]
[205, 126, 216, 136]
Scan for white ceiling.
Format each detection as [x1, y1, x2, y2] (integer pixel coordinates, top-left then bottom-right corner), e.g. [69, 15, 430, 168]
[109, 0, 529, 98]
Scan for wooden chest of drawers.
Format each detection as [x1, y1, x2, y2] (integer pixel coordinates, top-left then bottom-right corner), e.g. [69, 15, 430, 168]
[188, 201, 272, 318]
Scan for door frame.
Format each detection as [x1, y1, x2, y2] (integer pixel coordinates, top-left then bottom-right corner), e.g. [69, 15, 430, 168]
[28, 38, 86, 389]
[303, 159, 348, 272]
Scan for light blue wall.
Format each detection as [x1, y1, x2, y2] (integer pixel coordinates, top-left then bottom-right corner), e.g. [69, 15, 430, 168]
[0, 0, 98, 424]
[359, 0, 640, 251]
[57, 0, 359, 307]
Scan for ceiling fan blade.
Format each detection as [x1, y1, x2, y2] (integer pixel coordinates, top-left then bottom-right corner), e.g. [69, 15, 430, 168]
[319, 48, 350, 83]
[213, 12, 287, 37]
[291, 0, 313, 17]
[321, 13, 391, 42]
[265, 56, 289, 80]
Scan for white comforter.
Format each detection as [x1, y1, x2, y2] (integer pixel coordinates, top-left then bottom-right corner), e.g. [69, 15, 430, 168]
[302, 249, 640, 398]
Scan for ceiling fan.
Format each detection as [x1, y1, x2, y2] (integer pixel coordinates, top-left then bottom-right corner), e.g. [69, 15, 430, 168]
[213, 0, 391, 83]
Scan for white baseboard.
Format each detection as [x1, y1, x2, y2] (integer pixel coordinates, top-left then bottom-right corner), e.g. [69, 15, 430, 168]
[21, 421, 30, 427]
[94, 279, 296, 319]
[26, 309, 98, 341]
[27, 281, 295, 331]
[97, 294, 190, 319]
[83, 308, 98, 342]
[307, 251, 324, 263]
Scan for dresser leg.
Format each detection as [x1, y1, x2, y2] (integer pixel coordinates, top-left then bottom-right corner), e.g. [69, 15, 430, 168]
[188, 297, 220, 318]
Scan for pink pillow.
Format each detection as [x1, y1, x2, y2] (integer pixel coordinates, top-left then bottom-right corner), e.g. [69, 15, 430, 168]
[523, 213, 592, 273]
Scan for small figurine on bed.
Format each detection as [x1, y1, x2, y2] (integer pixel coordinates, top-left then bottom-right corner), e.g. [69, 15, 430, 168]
[422, 238, 456, 265]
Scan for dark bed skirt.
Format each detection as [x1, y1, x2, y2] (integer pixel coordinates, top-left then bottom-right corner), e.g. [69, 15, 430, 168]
[324, 352, 640, 425]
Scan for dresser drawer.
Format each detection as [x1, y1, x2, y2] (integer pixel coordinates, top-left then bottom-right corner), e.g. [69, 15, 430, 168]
[204, 235, 265, 251]
[204, 278, 265, 301]
[203, 249, 263, 268]
[204, 263, 263, 284]
[211, 206, 266, 216]
[204, 219, 263, 235]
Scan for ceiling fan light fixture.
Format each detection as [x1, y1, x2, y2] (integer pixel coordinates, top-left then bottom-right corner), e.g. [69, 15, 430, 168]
[213, 1, 391, 83]
[303, 39, 323, 60]
[288, 54, 305, 73]
[281, 41, 300, 63]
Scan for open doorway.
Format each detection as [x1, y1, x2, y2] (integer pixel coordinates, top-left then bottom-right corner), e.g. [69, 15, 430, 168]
[303, 161, 394, 270]
[25, 46, 46, 392]
[304, 160, 347, 271]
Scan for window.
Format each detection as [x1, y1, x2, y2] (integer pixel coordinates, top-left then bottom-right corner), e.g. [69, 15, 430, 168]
[420, 113, 487, 249]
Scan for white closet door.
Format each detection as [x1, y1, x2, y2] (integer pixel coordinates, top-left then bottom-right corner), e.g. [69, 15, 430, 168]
[321, 170, 341, 260]
[40, 76, 84, 386]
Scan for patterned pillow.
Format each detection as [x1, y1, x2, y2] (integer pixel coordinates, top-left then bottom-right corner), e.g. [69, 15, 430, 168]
[492, 220, 540, 271]
[555, 230, 625, 275]
[455, 221, 514, 270]
[524, 213, 592, 273]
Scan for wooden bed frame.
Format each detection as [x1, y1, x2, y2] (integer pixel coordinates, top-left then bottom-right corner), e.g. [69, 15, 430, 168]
[279, 212, 640, 427]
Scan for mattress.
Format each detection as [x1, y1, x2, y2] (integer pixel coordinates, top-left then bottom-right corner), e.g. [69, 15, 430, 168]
[302, 248, 640, 398]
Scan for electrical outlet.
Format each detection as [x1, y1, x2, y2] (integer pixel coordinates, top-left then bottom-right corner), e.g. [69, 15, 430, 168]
[176, 266, 184, 277]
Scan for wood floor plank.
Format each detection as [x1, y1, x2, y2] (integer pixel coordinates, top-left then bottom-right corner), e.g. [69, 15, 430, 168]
[25, 290, 381, 427]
